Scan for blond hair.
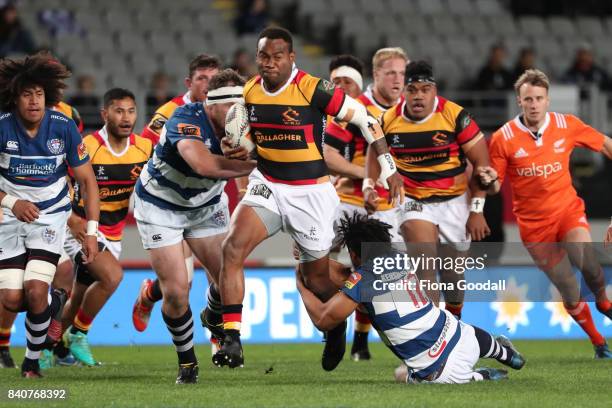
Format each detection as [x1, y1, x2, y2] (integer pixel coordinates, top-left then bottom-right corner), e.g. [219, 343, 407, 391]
[514, 69, 550, 94]
[372, 47, 408, 70]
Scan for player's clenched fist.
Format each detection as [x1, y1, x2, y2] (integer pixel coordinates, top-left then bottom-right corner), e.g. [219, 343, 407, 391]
[476, 166, 498, 187]
[11, 199, 40, 223]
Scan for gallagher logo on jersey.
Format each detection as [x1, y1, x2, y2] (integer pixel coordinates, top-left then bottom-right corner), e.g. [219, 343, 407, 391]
[47, 138, 65, 155]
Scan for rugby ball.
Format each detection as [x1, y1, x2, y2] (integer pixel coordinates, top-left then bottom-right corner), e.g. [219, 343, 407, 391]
[225, 102, 255, 152]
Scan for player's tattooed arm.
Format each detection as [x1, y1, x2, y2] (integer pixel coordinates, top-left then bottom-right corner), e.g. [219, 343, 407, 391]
[296, 271, 358, 331]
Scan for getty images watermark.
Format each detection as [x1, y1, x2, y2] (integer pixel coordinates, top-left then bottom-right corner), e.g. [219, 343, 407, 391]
[370, 252, 506, 292]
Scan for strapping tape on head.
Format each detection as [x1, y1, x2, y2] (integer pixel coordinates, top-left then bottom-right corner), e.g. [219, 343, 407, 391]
[330, 66, 363, 91]
[405, 74, 436, 85]
[206, 86, 244, 105]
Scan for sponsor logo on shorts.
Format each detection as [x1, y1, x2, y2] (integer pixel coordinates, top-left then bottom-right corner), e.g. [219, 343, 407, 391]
[428, 316, 451, 358]
[47, 138, 65, 155]
[250, 184, 272, 199]
[42, 228, 57, 244]
[404, 201, 423, 212]
[152, 234, 162, 242]
[212, 210, 227, 227]
[299, 226, 320, 242]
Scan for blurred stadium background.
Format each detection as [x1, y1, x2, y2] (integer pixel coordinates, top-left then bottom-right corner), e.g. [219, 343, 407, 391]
[2, 0, 612, 346]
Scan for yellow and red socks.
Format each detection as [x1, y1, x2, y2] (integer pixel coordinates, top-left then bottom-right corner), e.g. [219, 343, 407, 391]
[223, 304, 243, 335]
[71, 308, 93, 335]
[445, 302, 463, 320]
[145, 279, 163, 304]
[162, 307, 196, 365]
[354, 310, 372, 333]
[0, 327, 11, 349]
[565, 301, 606, 346]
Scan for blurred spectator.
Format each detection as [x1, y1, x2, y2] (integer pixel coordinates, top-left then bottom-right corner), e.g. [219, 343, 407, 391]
[230, 48, 257, 79]
[146, 72, 172, 118]
[235, 0, 269, 36]
[562, 46, 612, 91]
[38, 8, 84, 38]
[512, 47, 536, 81]
[68, 75, 102, 131]
[0, 2, 36, 57]
[474, 44, 514, 91]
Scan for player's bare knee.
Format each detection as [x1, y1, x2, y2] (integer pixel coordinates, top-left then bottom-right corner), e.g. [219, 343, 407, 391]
[222, 236, 246, 267]
[101, 266, 123, 292]
[1, 292, 23, 312]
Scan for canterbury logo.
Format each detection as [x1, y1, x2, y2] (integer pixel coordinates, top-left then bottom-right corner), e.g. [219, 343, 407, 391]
[515, 161, 562, 178]
[432, 132, 448, 146]
[281, 107, 300, 125]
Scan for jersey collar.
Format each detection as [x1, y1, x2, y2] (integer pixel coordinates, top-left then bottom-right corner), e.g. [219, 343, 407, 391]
[98, 125, 131, 157]
[401, 97, 438, 124]
[363, 84, 398, 112]
[514, 112, 550, 146]
[183, 91, 193, 104]
[261, 63, 298, 96]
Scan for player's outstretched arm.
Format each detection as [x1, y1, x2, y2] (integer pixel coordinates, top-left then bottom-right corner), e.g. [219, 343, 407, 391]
[296, 269, 357, 331]
[323, 144, 365, 179]
[462, 135, 492, 241]
[72, 162, 100, 264]
[334, 97, 404, 203]
[177, 139, 256, 179]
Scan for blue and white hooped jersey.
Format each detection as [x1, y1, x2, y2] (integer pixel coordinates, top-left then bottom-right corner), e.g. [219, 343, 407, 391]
[341, 256, 461, 379]
[0, 109, 89, 214]
[136, 102, 225, 211]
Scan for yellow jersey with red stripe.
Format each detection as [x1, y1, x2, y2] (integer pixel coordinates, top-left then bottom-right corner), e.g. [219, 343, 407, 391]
[141, 93, 192, 145]
[381, 96, 481, 201]
[72, 130, 153, 241]
[324, 92, 393, 210]
[244, 68, 345, 185]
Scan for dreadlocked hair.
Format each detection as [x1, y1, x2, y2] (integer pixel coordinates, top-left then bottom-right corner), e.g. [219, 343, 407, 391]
[0, 51, 71, 111]
[337, 212, 392, 260]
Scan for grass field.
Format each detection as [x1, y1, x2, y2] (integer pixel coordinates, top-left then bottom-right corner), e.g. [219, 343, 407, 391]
[0, 340, 610, 408]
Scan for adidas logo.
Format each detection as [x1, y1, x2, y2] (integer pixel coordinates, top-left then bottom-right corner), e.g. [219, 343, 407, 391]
[514, 148, 528, 158]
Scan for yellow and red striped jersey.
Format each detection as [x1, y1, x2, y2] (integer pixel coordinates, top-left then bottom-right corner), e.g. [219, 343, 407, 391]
[244, 69, 345, 185]
[72, 129, 153, 241]
[324, 93, 393, 210]
[381, 96, 482, 201]
[141, 93, 192, 145]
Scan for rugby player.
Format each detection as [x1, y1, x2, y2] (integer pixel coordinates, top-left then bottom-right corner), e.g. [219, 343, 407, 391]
[0, 100, 83, 369]
[367, 60, 492, 318]
[134, 69, 255, 383]
[298, 214, 525, 384]
[480, 69, 612, 358]
[132, 55, 222, 338]
[0, 53, 100, 377]
[40, 88, 153, 368]
[323, 52, 406, 361]
[214, 27, 403, 372]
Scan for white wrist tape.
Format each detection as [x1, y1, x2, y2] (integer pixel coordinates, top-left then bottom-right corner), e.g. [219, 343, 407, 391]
[1, 194, 18, 210]
[86, 220, 99, 236]
[377, 153, 397, 189]
[362, 178, 376, 192]
[336, 97, 384, 145]
[470, 197, 485, 213]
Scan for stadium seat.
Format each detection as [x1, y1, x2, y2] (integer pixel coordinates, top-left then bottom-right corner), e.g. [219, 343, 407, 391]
[547, 16, 577, 38]
[575, 17, 606, 39]
[428, 14, 463, 36]
[474, 0, 507, 16]
[417, 0, 444, 15]
[446, 0, 476, 16]
[459, 15, 491, 36]
[518, 16, 548, 37]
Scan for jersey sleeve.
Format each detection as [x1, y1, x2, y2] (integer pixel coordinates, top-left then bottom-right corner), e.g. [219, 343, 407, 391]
[340, 271, 363, 303]
[455, 109, 481, 145]
[209, 133, 222, 155]
[65, 121, 89, 168]
[311, 78, 346, 116]
[566, 114, 606, 152]
[164, 110, 207, 147]
[324, 118, 354, 152]
[488, 130, 508, 185]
